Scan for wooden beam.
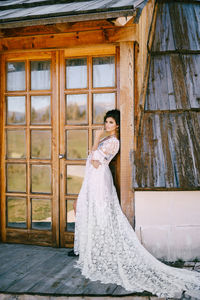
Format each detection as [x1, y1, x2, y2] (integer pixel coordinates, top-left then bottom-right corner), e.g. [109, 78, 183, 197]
[119, 42, 135, 227]
[0, 20, 116, 38]
[0, 27, 138, 52]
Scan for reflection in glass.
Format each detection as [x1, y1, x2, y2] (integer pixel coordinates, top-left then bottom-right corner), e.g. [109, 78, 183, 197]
[66, 130, 88, 159]
[93, 56, 115, 88]
[66, 165, 85, 194]
[31, 96, 51, 124]
[93, 93, 115, 123]
[31, 199, 51, 230]
[31, 165, 51, 194]
[7, 164, 26, 192]
[7, 62, 25, 91]
[66, 200, 75, 232]
[66, 58, 87, 89]
[7, 130, 26, 159]
[7, 197, 26, 228]
[7, 96, 26, 125]
[31, 61, 51, 90]
[31, 130, 51, 159]
[66, 94, 87, 124]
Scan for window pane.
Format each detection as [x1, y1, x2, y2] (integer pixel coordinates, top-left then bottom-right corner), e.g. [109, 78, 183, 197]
[66, 165, 85, 194]
[31, 130, 51, 159]
[66, 58, 87, 89]
[7, 164, 26, 192]
[93, 56, 115, 88]
[31, 96, 51, 124]
[31, 165, 51, 194]
[31, 61, 51, 90]
[7, 197, 26, 228]
[66, 199, 75, 232]
[7, 96, 26, 125]
[93, 93, 115, 123]
[66, 94, 87, 124]
[66, 130, 88, 159]
[7, 130, 26, 159]
[31, 198, 51, 230]
[7, 62, 25, 91]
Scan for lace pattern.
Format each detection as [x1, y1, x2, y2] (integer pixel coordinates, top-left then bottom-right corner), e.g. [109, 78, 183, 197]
[73, 136, 200, 298]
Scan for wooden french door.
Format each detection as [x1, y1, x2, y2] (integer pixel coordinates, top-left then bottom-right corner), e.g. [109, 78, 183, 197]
[0, 48, 118, 247]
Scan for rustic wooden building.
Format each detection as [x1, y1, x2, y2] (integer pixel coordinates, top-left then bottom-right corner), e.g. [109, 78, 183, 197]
[0, 0, 199, 261]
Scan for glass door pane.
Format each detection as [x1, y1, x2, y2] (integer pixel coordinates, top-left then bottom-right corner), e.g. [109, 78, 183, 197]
[7, 62, 25, 91]
[66, 58, 87, 89]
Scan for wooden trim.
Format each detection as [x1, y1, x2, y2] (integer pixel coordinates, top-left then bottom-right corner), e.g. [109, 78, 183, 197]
[52, 51, 60, 247]
[59, 50, 66, 247]
[137, 53, 151, 139]
[64, 45, 116, 57]
[147, 1, 158, 53]
[133, 41, 139, 151]
[0, 54, 2, 241]
[26, 59, 31, 230]
[119, 42, 134, 227]
[3, 52, 52, 60]
[0, 10, 134, 29]
[0, 54, 6, 241]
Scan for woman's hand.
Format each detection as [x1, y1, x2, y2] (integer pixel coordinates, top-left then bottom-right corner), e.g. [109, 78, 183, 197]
[95, 126, 105, 140]
[90, 159, 102, 169]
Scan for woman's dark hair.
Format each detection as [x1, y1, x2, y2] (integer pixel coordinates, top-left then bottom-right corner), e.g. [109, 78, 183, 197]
[104, 109, 120, 139]
[104, 109, 120, 127]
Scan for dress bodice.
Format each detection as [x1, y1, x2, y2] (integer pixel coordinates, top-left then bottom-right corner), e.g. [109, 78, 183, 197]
[90, 136, 120, 166]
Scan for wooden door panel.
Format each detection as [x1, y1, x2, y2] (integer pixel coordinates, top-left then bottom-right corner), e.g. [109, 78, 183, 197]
[1, 51, 59, 246]
[59, 49, 118, 247]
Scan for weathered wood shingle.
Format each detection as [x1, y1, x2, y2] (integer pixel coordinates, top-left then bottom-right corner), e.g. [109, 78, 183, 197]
[152, 2, 200, 52]
[133, 0, 200, 189]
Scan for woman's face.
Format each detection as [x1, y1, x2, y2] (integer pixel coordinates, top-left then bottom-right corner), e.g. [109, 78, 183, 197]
[104, 117, 119, 134]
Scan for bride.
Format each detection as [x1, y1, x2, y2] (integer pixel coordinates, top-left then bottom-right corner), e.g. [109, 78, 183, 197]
[68, 109, 200, 298]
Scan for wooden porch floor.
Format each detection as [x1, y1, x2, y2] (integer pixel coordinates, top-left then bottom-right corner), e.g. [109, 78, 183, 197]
[0, 243, 199, 300]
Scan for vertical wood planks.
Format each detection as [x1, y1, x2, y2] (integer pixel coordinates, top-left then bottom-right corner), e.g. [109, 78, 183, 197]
[133, 112, 200, 189]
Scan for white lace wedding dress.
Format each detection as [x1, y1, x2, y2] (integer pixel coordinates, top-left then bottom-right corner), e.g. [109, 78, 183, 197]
[73, 136, 200, 298]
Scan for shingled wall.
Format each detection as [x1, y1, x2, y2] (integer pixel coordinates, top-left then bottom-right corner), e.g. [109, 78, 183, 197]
[133, 1, 200, 189]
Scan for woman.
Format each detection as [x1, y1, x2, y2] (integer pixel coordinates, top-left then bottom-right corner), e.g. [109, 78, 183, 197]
[69, 109, 200, 298]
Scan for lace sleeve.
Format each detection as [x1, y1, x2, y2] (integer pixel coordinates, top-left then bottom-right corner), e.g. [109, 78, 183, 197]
[91, 138, 119, 165]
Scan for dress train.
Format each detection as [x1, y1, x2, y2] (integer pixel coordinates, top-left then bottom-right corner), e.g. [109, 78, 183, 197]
[73, 136, 200, 298]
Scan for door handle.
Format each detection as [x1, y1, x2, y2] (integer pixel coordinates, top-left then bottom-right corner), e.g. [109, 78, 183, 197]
[59, 154, 65, 159]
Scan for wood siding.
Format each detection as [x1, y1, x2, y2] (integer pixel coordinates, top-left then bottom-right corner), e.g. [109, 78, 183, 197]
[133, 0, 200, 189]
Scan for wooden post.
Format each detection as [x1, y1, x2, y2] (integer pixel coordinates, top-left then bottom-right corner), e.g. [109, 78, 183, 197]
[119, 42, 135, 227]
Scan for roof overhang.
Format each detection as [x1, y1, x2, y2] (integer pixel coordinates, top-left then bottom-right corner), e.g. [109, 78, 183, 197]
[0, 0, 148, 29]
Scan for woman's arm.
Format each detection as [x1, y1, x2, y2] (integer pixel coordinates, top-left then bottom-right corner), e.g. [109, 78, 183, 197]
[90, 127, 105, 168]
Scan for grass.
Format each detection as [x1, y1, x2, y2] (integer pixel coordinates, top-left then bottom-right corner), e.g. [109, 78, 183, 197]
[67, 130, 87, 159]
[67, 175, 83, 194]
[7, 198, 26, 223]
